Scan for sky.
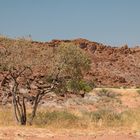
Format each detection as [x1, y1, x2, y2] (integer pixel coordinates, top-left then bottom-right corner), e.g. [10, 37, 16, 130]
[0, 0, 140, 47]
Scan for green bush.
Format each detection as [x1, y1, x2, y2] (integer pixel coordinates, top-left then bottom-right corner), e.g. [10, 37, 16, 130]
[67, 80, 93, 93]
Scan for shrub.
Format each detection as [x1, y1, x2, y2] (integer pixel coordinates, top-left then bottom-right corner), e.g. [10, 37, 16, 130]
[67, 80, 93, 93]
[97, 89, 117, 98]
[32, 111, 79, 128]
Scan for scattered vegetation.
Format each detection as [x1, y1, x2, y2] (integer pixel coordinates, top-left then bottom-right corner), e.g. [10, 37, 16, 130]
[97, 88, 117, 98]
[0, 108, 140, 131]
[95, 89, 122, 109]
[32, 111, 79, 128]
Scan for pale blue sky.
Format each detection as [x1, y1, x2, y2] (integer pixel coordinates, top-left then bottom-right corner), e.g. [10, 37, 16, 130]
[0, 0, 140, 47]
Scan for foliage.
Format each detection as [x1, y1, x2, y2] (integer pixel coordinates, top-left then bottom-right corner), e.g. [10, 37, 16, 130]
[48, 43, 91, 94]
[67, 80, 93, 93]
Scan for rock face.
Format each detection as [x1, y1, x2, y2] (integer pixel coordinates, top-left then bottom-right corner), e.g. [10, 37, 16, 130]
[0, 38, 140, 87]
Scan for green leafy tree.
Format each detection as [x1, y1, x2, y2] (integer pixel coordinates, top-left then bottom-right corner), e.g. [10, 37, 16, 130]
[48, 43, 91, 94]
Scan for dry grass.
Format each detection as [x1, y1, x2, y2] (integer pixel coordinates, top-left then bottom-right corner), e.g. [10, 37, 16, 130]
[0, 107, 15, 126]
[0, 107, 139, 132]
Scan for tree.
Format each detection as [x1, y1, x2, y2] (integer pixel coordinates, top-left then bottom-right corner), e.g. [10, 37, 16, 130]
[0, 41, 91, 125]
[1, 67, 32, 125]
[48, 43, 91, 94]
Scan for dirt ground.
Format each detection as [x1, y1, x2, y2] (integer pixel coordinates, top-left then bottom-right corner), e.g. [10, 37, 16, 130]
[0, 127, 140, 140]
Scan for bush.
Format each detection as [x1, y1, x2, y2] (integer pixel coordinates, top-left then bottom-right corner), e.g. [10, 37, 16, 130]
[32, 111, 79, 128]
[97, 89, 117, 98]
[67, 80, 93, 93]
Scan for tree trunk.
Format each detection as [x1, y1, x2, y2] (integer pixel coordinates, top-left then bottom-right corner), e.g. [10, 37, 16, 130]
[29, 93, 40, 125]
[12, 81, 27, 125]
[17, 96, 27, 125]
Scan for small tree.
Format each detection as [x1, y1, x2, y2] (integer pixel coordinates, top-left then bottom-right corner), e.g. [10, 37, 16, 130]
[0, 41, 91, 125]
[48, 43, 91, 95]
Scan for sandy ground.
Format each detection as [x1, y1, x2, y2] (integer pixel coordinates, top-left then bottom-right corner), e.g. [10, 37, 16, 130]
[0, 127, 140, 140]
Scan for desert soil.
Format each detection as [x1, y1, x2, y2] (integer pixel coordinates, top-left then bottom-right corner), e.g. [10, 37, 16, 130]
[0, 127, 140, 140]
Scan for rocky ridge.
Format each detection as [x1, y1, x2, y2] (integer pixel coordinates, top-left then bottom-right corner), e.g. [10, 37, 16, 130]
[32, 38, 140, 87]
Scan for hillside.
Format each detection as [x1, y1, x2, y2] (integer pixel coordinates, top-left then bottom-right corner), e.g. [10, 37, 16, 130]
[0, 37, 140, 87]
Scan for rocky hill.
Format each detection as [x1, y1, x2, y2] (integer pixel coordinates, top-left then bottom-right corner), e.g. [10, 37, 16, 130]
[32, 38, 140, 87]
[0, 37, 140, 87]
